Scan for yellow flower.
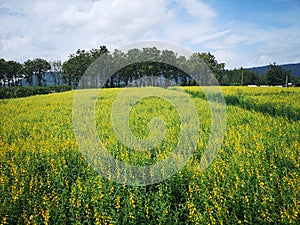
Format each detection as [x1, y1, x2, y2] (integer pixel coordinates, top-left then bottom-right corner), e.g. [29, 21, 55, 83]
[115, 196, 121, 210]
[129, 195, 135, 208]
[42, 209, 50, 225]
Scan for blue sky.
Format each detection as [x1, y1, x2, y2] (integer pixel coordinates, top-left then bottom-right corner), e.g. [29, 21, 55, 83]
[213, 0, 300, 30]
[0, 0, 299, 68]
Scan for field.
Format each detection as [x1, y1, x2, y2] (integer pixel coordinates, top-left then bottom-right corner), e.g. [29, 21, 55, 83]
[0, 86, 299, 224]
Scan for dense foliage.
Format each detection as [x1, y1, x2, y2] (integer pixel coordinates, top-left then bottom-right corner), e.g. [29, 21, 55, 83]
[0, 87, 299, 224]
[0, 59, 22, 86]
[183, 86, 300, 121]
[1, 46, 299, 89]
[22, 59, 51, 86]
[0, 85, 71, 99]
[62, 47, 225, 88]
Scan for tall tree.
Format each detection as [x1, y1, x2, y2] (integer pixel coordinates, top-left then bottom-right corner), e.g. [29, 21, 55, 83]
[23, 60, 34, 86]
[50, 60, 62, 86]
[62, 49, 92, 87]
[192, 52, 226, 85]
[0, 59, 22, 86]
[223, 68, 259, 86]
[0, 59, 6, 86]
[264, 63, 291, 85]
[216, 63, 225, 85]
[33, 58, 50, 86]
[242, 69, 259, 85]
[90, 45, 109, 60]
[62, 46, 108, 88]
[23, 59, 50, 86]
[160, 49, 177, 87]
[6, 60, 22, 86]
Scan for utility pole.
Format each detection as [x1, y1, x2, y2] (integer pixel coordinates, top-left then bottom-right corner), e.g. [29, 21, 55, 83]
[241, 68, 244, 86]
[285, 72, 288, 87]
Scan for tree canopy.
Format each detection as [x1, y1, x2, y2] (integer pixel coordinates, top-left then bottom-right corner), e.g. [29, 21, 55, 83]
[22, 58, 51, 86]
[1, 45, 299, 88]
[0, 59, 22, 86]
[65, 47, 226, 88]
[62, 46, 108, 87]
[263, 63, 291, 86]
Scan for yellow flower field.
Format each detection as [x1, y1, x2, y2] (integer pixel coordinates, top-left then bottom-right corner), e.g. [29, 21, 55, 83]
[0, 87, 299, 224]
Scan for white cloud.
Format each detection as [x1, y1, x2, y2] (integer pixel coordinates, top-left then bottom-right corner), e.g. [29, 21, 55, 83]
[0, 0, 299, 69]
[178, 0, 216, 19]
[199, 20, 300, 68]
[1, 0, 177, 61]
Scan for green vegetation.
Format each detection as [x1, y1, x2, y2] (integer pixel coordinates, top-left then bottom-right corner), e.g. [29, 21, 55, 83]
[0, 87, 299, 224]
[2, 46, 299, 90]
[181, 86, 300, 121]
[0, 85, 71, 99]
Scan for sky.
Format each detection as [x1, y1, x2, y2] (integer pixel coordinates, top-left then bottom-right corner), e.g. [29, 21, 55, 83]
[0, 0, 299, 69]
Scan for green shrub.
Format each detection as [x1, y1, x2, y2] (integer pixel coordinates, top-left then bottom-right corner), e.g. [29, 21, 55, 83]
[0, 85, 72, 99]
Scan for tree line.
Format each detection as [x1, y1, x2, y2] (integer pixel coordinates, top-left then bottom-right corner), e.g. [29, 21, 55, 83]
[1, 45, 298, 88]
[0, 58, 62, 87]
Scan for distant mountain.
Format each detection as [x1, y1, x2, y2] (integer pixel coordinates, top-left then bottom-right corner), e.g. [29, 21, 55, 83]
[246, 63, 300, 77]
